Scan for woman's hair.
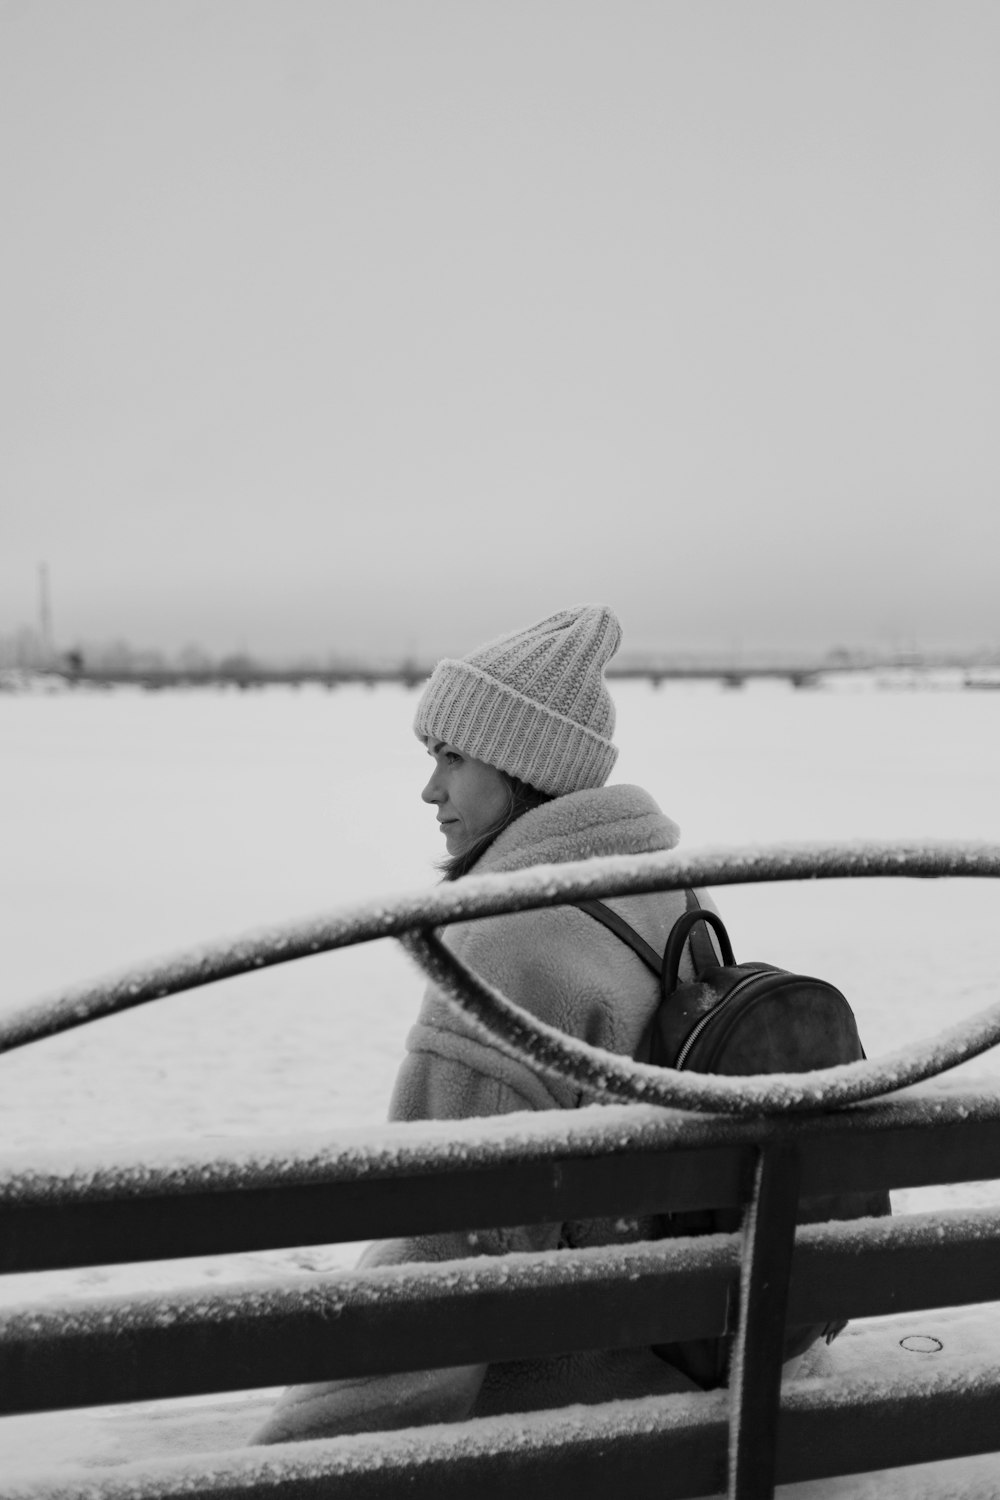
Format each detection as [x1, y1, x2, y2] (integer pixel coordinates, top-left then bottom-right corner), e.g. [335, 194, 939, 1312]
[439, 772, 553, 881]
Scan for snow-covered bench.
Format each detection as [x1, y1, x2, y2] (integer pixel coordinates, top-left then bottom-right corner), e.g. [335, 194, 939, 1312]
[3, 1092, 1000, 1498]
[2, 842, 1000, 1498]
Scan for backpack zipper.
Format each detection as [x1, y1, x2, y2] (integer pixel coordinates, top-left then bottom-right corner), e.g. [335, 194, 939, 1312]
[674, 970, 764, 1070]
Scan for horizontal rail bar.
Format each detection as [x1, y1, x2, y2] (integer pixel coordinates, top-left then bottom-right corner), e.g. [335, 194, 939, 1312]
[0, 1146, 749, 1273]
[776, 1362, 1000, 1488]
[0, 1236, 736, 1416]
[3, 1088, 1000, 1272]
[4, 1208, 1000, 1417]
[787, 1206, 1000, 1322]
[10, 1389, 733, 1499]
[3, 841, 998, 1057]
[8, 1354, 1000, 1500]
[11, 1084, 1000, 1202]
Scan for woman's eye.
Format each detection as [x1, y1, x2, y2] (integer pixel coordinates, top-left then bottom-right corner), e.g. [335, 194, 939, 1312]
[445, 752, 461, 765]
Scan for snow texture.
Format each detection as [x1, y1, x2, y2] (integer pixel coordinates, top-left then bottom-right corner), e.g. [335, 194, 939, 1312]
[3, 1081, 1000, 1209]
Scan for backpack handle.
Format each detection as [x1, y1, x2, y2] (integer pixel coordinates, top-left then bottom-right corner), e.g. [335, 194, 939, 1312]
[662, 909, 736, 996]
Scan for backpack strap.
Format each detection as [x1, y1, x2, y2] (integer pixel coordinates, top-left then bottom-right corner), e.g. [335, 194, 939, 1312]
[573, 892, 726, 1069]
[684, 888, 724, 974]
[573, 899, 662, 977]
[574, 890, 725, 988]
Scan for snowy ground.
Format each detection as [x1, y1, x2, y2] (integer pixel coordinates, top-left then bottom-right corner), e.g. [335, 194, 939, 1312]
[1, 678, 999, 1486]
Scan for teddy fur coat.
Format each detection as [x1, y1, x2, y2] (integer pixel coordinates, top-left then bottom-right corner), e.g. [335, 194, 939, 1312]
[255, 784, 710, 1445]
[391, 782, 703, 1126]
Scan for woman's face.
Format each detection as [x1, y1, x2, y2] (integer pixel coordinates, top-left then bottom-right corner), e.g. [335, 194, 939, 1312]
[422, 740, 511, 856]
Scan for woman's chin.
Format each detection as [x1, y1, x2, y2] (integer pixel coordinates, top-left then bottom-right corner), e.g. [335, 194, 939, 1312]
[443, 827, 472, 858]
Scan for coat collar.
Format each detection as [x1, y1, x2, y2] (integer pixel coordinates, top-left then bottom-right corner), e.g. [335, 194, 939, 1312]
[476, 784, 680, 874]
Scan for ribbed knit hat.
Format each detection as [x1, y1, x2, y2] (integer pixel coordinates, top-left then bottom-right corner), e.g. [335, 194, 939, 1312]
[413, 605, 621, 795]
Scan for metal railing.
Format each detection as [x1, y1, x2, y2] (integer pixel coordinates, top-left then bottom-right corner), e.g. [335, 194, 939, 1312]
[4, 840, 1000, 1112]
[3, 841, 1000, 1500]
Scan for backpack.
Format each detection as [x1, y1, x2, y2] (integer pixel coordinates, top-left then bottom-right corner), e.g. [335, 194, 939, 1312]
[575, 889, 891, 1389]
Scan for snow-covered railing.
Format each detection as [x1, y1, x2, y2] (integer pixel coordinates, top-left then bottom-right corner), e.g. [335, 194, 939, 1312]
[3, 840, 999, 1115]
[4, 1087, 1000, 1275]
[4, 841, 1000, 1498]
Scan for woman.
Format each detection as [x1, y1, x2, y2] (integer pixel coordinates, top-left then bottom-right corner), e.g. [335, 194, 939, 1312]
[255, 604, 710, 1444]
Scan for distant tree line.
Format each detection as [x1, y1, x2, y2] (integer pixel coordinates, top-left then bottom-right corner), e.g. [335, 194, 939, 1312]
[3, 626, 998, 681]
[0, 628, 412, 678]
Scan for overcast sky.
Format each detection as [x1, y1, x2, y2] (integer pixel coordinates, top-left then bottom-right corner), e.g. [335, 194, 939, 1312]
[2, 1, 998, 662]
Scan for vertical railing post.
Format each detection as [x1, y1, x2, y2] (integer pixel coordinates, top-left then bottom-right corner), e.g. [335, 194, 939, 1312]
[727, 1140, 801, 1500]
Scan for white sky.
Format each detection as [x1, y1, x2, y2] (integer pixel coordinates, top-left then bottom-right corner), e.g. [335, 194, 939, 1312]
[2, 1, 998, 660]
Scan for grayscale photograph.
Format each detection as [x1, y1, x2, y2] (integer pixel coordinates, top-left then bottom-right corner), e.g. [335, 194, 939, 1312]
[1, 3, 998, 1494]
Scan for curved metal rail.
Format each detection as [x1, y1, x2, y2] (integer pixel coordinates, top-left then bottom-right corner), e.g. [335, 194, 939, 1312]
[3, 841, 999, 1115]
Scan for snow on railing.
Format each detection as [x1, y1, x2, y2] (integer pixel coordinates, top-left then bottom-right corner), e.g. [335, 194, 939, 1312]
[2, 842, 999, 1117]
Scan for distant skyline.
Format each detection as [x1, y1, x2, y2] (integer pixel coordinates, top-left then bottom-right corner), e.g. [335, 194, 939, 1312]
[10, 616, 998, 674]
[3, 2, 998, 662]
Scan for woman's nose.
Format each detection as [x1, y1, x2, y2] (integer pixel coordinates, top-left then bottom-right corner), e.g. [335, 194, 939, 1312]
[422, 772, 445, 805]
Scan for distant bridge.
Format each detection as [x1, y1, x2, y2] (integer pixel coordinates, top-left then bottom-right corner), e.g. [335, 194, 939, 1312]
[49, 658, 998, 692]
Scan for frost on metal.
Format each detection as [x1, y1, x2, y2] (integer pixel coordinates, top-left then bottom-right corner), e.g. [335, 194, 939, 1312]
[3, 1205, 996, 1351]
[2, 839, 998, 1066]
[795, 1204, 1000, 1256]
[2, 1083, 999, 1208]
[0, 1232, 739, 1351]
[1, 1388, 727, 1499]
[9, 1312, 1000, 1499]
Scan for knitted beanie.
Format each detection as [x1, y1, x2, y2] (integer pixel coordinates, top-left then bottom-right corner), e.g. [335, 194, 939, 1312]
[413, 605, 621, 795]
